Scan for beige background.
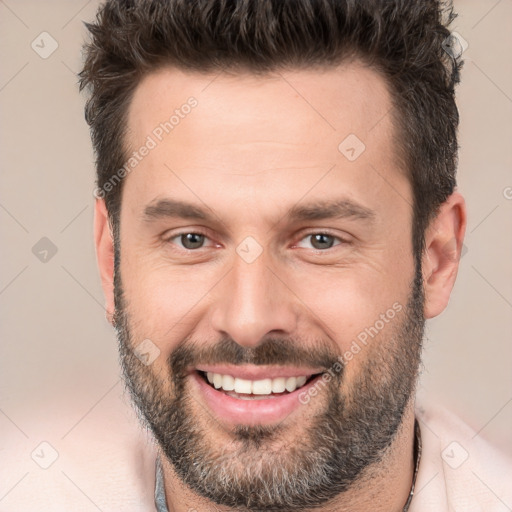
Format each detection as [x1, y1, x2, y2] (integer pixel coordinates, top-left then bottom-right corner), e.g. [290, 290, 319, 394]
[1, 0, 511, 505]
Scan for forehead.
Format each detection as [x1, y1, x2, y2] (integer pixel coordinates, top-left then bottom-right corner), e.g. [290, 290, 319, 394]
[122, 62, 408, 226]
[126, 61, 395, 160]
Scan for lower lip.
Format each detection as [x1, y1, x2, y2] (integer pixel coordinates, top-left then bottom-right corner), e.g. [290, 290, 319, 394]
[191, 371, 323, 426]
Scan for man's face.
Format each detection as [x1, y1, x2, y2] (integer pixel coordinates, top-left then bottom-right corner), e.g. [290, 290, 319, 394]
[113, 63, 424, 509]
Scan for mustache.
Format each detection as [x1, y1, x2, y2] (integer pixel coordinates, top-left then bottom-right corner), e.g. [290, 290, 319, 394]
[168, 336, 344, 381]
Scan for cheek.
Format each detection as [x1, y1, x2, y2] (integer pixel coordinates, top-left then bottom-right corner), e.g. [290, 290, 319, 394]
[295, 260, 410, 343]
[120, 255, 218, 351]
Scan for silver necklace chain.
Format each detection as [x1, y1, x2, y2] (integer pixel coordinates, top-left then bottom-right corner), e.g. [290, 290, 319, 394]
[402, 419, 422, 512]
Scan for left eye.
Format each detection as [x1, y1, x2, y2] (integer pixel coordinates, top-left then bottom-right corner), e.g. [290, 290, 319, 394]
[296, 233, 344, 250]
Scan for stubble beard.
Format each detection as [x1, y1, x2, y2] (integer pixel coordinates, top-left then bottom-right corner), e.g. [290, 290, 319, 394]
[113, 257, 425, 511]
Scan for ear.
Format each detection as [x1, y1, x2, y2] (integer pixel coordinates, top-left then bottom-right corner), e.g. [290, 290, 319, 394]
[422, 191, 467, 319]
[94, 198, 116, 325]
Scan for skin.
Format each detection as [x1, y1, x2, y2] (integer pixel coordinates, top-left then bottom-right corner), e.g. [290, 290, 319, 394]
[94, 62, 466, 511]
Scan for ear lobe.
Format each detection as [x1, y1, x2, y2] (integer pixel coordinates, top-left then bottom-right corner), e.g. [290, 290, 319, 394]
[94, 198, 116, 325]
[422, 191, 467, 319]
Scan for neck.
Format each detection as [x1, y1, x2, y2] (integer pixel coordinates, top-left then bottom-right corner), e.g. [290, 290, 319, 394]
[160, 404, 417, 512]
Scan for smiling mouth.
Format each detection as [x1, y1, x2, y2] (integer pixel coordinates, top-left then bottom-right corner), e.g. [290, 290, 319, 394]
[197, 370, 320, 400]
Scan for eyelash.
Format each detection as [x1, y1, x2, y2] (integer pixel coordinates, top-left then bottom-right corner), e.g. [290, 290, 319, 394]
[164, 230, 348, 252]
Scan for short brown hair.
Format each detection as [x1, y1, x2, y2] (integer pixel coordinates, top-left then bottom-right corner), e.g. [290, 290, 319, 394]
[79, 0, 462, 259]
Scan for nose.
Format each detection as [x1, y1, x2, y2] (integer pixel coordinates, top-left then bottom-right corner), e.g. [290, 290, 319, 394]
[210, 246, 298, 349]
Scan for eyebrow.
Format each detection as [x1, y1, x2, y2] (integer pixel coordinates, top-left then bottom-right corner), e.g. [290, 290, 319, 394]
[142, 197, 376, 225]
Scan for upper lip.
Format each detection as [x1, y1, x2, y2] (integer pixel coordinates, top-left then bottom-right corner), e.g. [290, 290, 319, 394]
[193, 364, 325, 381]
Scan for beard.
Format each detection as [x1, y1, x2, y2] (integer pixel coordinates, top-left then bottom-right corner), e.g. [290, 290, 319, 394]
[113, 258, 425, 511]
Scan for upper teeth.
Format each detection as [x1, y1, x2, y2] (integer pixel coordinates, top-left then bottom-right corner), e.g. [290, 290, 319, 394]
[206, 372, 308, 394]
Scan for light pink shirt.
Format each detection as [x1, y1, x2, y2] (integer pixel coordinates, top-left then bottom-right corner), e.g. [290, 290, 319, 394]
[2, 391, 510, 511]
[410, 403, 512, 511]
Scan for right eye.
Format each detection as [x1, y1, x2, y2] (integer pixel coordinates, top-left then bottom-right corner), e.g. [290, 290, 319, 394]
[165, 231, 214, 251]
